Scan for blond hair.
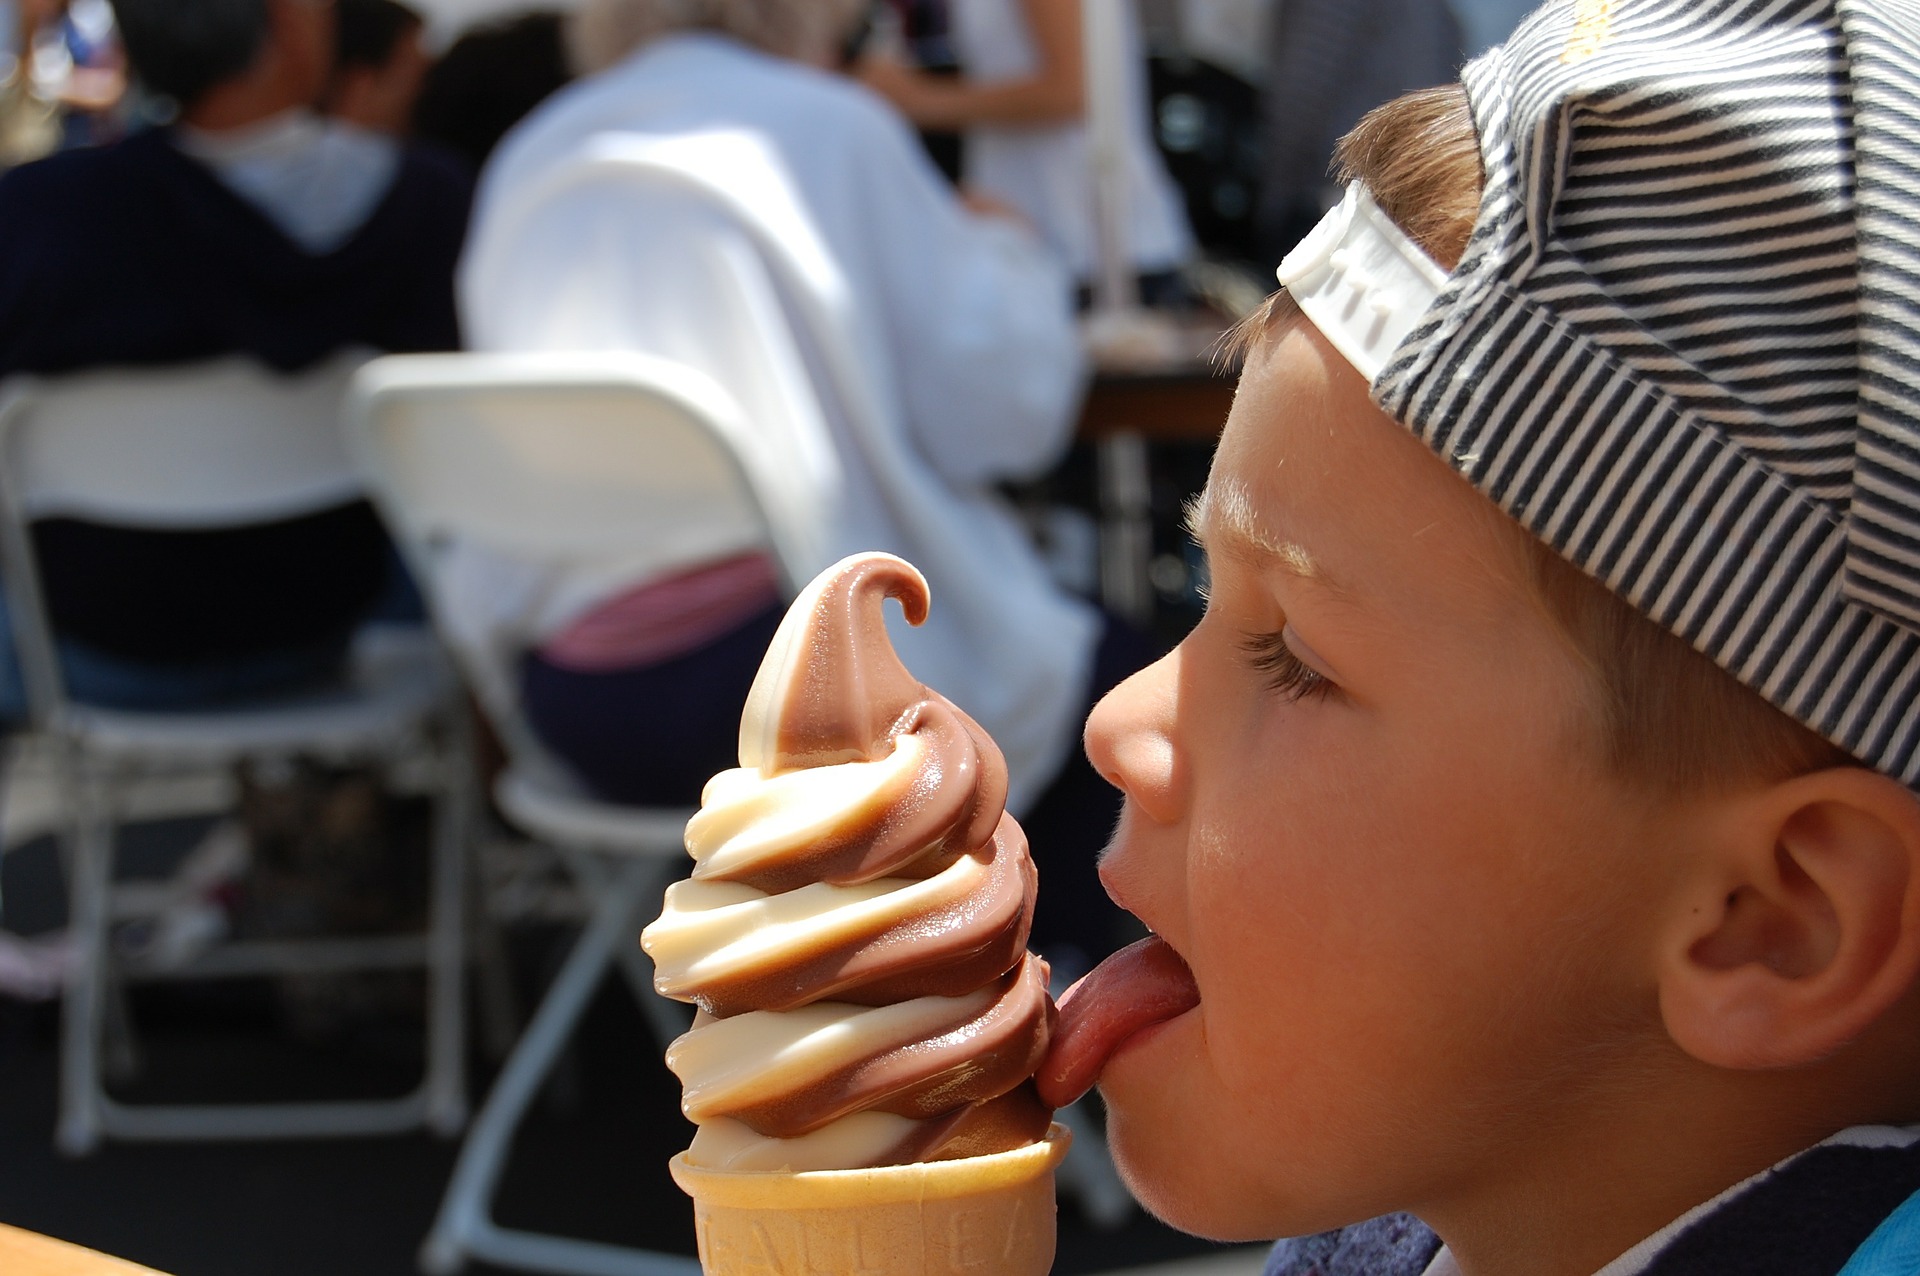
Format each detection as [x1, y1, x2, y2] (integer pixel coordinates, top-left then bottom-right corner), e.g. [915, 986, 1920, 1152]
[566, 0, 867, 75]
[1232, 84, 1851, 790]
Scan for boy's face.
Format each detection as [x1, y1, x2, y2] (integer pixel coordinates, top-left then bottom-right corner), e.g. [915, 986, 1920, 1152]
[1084, 323, 1682, 1240]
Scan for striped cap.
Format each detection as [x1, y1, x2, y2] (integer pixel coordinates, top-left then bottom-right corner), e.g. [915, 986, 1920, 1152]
[1369, 0, 1920, 788]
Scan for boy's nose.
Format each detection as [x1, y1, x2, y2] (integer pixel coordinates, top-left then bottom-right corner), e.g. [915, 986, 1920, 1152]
[1083, 649, 1184, 825]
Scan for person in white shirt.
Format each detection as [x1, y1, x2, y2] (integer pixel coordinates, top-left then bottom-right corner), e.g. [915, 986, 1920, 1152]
[860, 0, 1195, 301]
[459, 0, 1155, 965]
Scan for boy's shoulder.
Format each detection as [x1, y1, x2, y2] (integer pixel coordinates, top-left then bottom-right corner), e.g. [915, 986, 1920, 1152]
[1636, 1127, 1920, 1276]
[1265, 1127, 1920, 1276]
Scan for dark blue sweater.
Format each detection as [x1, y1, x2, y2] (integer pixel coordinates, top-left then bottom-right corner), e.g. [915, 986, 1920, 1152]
[0, 126, 469, 376]
[1264, 1128, 1920, 1276]
[0, 129, 470, 662]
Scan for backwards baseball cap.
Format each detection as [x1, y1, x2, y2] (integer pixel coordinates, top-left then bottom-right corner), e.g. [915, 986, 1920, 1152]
[1283, 0, 1920, 789]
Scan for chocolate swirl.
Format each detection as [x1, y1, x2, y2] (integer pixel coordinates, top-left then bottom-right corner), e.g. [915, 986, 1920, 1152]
[643, 553, 1055, 1172]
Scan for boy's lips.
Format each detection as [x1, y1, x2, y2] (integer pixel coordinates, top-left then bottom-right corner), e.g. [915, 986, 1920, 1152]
[1035, 934, 1200, 1108]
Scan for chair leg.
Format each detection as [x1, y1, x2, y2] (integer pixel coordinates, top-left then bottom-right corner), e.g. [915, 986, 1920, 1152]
[567, 851, 691, 1053]
[423, 748, 474, 1138]
[616, 939, 691, 1056]
[57, 769, 115, 1158]
[469, 852, 522, 1065]
[420, 858, 690, 1276]
[0, 734, 17, 858]
[101, 966, 141, 1085]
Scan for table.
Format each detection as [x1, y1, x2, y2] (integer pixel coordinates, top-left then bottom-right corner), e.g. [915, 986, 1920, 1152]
[1076, 367, 1239, 444]
[1075, 316, 1240, 622]
[0, 1225, 169, 1275]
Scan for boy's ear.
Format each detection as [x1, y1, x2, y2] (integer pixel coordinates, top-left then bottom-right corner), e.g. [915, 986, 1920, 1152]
[1658, 768, 1920, 1070]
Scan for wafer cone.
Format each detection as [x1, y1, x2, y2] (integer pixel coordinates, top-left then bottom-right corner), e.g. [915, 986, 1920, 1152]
[669, 1124, 1072, 1275]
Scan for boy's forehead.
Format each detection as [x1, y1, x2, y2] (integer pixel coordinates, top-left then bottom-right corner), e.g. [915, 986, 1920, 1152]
[1198, 325, 1366, 579]
[1199, 330, 1540, 620]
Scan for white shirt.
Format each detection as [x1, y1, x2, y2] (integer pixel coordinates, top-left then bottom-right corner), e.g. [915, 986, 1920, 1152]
[459, 33, 1099, 812]
[952, 0, 1194, 278]
[174, 109, 400, 254]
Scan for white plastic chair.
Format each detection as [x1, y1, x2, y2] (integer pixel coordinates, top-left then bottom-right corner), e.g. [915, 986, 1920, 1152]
[0, 353, 473, 1155]
[347, 350, 819, 1276]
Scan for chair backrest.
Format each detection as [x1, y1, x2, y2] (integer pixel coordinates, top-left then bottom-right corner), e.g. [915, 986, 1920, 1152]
[344, 350, 814, 776]
[347, 351, 811, 575]
[458, 136, 1101, 816]
[0, 352, 367, 528]
[0, 352, 371, 725]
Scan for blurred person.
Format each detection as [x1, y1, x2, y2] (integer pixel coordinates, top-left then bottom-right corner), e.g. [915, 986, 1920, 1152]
[409, 10, 570, 172]
[45, 0, 125, 146]
[0, 0, 122, 163]
[460, 0, 1151, 963]
[0, 0, 61, 166]
[861, 0, 1194, 302]
[324, 0, 428, 134]
[882, 0, 959, 69]
[1254, 0, 1464, 260]
[1173, 0, 1268, 86]
[0, 0, 471, 718]
[869, 0, 964, 182]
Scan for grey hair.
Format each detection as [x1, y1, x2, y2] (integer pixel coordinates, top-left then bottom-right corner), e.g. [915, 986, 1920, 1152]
[566, 0, 868, 75]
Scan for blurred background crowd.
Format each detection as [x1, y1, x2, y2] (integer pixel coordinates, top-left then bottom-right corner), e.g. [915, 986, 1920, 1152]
[0, 2, 1538, 1273]
[1, 0, 1538, 273]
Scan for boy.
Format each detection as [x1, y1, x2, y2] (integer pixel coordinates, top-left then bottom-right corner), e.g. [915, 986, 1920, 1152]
[1037, 2, 1920, 1272]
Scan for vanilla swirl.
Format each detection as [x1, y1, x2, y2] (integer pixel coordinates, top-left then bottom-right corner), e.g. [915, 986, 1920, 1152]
[643, 553, 1054, 1172]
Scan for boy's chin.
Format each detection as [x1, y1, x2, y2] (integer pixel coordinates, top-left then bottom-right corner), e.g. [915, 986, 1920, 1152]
[1106, 1111, 1345, 1243]
[1100, 1088, 1291, 1242]
[1101, 1059, 1378, 1244]
[1117, 1146, 1383, 1246]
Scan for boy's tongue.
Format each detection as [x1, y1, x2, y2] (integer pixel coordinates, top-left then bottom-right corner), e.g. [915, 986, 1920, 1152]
[1036, 935, 1200, 1108]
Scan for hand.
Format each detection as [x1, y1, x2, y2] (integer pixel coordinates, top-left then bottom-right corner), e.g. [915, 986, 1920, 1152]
[857, 51, 931, 119]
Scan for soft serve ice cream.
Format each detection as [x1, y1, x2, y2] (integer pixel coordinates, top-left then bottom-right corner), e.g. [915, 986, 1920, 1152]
[643, 553, 1055, 1174]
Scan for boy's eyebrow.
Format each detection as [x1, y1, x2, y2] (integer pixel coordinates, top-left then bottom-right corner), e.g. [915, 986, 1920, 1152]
[1185, 482, 1345, 597]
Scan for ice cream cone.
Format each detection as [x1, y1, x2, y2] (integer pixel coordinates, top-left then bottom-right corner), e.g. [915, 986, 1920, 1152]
[669, 1123, 1072, 1275]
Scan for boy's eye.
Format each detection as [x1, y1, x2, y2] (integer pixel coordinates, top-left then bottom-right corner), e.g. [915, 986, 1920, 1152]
[1242, 629, 1336, 702]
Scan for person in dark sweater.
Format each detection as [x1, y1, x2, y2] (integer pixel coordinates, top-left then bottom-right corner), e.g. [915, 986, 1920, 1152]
[0, 0, 470, 718]
[324, 0, 430, 136]
[409, 11, 572, 174]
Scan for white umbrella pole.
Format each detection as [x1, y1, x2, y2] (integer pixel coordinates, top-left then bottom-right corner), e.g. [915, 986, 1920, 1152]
[1084, 0, 1138, 315]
